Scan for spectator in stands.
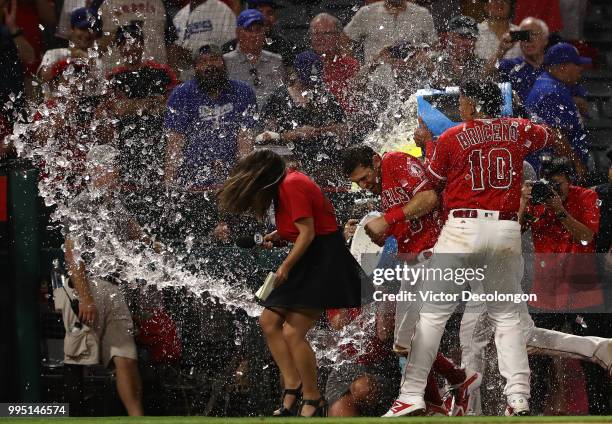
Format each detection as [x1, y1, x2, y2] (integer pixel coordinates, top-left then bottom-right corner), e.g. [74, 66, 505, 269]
[431, 15, 486, 88]
[98, 0, 168, 66]
[38, 7, 103, 83]
[344, 0, 437, 89]
[173, 0, 235, 60]
[62, 144, 149, 416]
[525, 42, 591, 179]
[100, 23, 178, 198]
[475, 0, 522, 61]
[513, 0, 563, 34]
[519, 156, 610, 415]
[487, 17, 550, 102]
[414, 0, 461, 33]
[223, 9, 284, 110]
[309, 13, 360, 112]
[0, 0, 35, 157]
[260, 51, 348, 200]
[326, 306, 399, 417]
[164, 44, 256, 189]
[223, 0, 296, 67]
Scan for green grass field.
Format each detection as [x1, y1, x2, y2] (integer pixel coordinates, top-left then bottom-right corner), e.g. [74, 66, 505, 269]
[3, 417, 612, 424]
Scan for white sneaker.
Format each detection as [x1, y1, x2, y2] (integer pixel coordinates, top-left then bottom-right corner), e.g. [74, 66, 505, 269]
[382, 398, 426, 417]
[451, 370, 482, 416]
[505, 395, 530, 416]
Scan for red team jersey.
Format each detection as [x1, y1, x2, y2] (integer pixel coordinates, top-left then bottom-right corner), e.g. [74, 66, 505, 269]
[427, 118, 549, 213]
[380, 152, 441, 254]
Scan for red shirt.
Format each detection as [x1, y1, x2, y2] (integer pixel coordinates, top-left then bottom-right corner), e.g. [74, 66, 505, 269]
[527, 185, 602, 310]
[381, 152, 441, 254]
[513, 0, 563, 34]
[275, 169, 338, 242]
[326, 308, 394, 366]
[323, 55, 360, 112]
[427, 118, 549, 213]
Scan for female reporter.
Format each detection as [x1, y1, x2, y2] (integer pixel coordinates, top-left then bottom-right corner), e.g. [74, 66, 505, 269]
[218, 150, 368, 417]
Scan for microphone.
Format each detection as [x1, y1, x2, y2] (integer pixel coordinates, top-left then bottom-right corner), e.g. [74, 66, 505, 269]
[235, 233, 287, 249]
[235, 233, 265, 249]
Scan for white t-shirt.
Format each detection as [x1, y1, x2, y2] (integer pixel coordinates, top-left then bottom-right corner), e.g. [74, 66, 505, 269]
[475, 21, 523, 61]
[98, 0, 168, 67]
[37, 48, 105, 95]
[56, 0, 88, 39]
[344, 2, 438, 62]
[173, 0, 235, 56]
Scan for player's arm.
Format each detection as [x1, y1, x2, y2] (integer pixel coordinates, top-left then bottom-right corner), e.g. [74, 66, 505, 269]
[364, 190, 439, 244]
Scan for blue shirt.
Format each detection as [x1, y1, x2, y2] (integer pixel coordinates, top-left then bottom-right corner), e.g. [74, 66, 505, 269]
[525, 71, 589, 173]
[498, 58, 587, 105]
[164, 79, 257, 186]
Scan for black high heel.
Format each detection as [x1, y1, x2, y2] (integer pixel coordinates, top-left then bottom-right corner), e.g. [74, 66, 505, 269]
[272, 384, 302, 417]
[299, 397, 328, 417]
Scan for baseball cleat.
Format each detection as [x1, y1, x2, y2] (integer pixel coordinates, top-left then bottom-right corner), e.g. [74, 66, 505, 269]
[425, 401, 448, 416]
[382, 398, 426, 417]
[505, 395, 530, 416]
[451, 370, 482, 416]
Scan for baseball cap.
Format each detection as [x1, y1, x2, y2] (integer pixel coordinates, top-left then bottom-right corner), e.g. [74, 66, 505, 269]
[237, 9, 265, 28]
[293, 50, 323, 87]
[247, 0, 280, 8]
[448, 15, 478, 38]
[70, 7, 102, 34]
[543, 42, 592, 66]
[194, 44, 224, 60]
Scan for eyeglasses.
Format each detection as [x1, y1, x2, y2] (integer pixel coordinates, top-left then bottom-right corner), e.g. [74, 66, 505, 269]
[250, 67, 260, 87]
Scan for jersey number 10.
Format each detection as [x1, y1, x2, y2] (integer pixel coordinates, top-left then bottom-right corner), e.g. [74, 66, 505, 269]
[468, 148, 513, 190]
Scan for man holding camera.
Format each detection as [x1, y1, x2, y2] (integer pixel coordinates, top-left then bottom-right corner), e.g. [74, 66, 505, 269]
[519, 157, 610, 414]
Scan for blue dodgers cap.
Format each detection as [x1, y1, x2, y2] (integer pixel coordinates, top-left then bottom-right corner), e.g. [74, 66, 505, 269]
[237, 9, 265, 28]
[544, 42, 592, 66]
[293, 50, 324, 87]
[70, 7, 102, 33]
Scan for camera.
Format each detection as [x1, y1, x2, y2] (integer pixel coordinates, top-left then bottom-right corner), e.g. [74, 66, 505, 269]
[530, 180, 559, 204]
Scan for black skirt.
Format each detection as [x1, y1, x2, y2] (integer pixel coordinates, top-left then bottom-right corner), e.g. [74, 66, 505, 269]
[262, 231, 373, 310]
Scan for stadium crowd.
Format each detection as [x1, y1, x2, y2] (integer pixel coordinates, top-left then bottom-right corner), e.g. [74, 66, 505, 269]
[1, 0, 611, 418]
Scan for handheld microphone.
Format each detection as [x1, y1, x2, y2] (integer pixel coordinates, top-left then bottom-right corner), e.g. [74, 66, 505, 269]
[235, 233, 287, 249]
[235, 233, 265, 249]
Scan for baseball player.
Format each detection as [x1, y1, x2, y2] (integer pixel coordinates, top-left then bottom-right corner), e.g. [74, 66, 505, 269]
[415, 104, 612, 416]
[363, 80, 551, 416]
[341, 146, 483, 416]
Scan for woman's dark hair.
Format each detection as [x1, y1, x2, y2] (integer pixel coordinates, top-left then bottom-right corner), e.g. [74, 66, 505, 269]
[460, 80, 503, 118]
[541, 156, 574, 180]
[341, 145, 376, 176]
[217, 149, 286, 220]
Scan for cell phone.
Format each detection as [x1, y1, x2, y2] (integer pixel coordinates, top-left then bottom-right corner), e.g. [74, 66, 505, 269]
[510, 30, 531, 42]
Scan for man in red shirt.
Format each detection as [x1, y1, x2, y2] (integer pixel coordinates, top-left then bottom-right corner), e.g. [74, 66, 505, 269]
[309, 13, 360, 112]
[520, 157, 610, 414]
